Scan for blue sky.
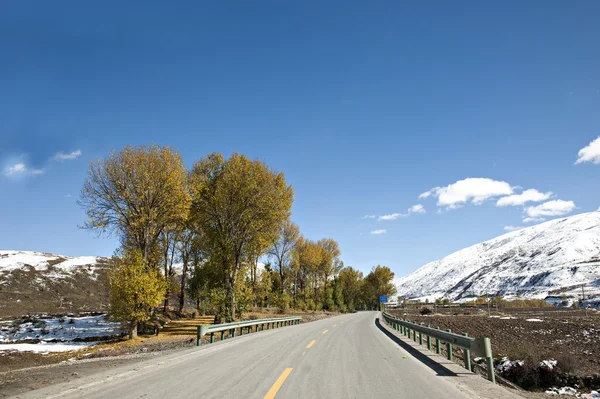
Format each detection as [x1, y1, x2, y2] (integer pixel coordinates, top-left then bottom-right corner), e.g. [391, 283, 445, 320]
[1, 1, 599, 278]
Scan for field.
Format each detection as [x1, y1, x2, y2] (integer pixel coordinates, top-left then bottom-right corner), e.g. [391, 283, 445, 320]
[389, 307, 600, 389]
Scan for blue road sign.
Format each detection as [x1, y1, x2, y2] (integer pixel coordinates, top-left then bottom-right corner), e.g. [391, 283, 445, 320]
[379, 296, 388, 303]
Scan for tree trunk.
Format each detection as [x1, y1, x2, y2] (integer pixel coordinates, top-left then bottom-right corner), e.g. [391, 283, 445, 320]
[163, 252, 169, 312]
[279, 264, 285, 295]
[178, 259, 188, 314]
[129, 320, 138, 340]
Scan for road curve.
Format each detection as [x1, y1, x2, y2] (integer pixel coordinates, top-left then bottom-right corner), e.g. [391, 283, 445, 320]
[15, 312, 514, 399]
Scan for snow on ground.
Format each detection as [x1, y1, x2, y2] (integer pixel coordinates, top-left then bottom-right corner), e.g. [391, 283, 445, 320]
[545, 387, 600, 397]
[0, 342, 94, 353]
[0, 315, 124, 343]
[497, 357, 524, 373]
[540, 359, 558, 370]
[526, 318, 544, 322]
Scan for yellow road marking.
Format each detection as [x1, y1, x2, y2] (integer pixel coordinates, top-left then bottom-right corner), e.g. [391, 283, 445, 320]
[322, 329, 329, 334]
[264, 368, 293, 399]
[306, 340, 316, 349]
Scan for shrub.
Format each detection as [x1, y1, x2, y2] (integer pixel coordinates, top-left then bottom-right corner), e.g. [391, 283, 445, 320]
[420, 307, 432, 315]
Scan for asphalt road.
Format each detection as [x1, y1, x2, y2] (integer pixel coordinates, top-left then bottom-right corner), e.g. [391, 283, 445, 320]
[15, 312, 519, 399]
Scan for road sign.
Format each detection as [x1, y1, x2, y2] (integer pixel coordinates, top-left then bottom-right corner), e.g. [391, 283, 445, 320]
[379, 296, 388, 303]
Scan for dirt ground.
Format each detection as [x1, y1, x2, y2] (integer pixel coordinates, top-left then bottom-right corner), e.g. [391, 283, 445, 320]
[389, 308, 600, 376]
[0, 310, 337, 397]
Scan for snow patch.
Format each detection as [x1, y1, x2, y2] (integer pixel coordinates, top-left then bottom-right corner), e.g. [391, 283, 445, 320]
[0, 342, 94, 353]
[0, 315, 124, 343]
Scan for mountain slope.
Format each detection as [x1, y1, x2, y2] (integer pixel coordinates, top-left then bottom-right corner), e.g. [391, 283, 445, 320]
[0, 251, 111, 318]
[396, 211, 600, 300]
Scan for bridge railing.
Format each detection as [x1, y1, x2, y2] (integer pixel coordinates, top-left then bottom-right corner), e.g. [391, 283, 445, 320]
[381, 312, 495, 383]
[196, 316, 301, 346]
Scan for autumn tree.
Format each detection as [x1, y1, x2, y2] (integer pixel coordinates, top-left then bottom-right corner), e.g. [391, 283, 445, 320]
[317, 238, 342, 309]
[292, 237, 322, 309]
[362, 265, 397, 309]
[269, 220, 300, 296]
[337, 267, 364, 311]
[190, 153, 293, 321]
[177, 222, 204, 313]
[79, 145, 190, 267]
[108, 250, 166, 339]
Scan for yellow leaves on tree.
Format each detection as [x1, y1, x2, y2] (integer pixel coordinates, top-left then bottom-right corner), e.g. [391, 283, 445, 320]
[79, 145, 190, 267]
[108, 250, 166, 339]
[190, 152, 294, 321]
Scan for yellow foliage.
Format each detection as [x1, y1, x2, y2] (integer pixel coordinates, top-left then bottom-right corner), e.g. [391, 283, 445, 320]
[80, 145, 190, 267]
[108, 250, 166, 328]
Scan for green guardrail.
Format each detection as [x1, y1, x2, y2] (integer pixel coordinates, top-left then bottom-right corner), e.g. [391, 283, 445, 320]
[381, 312, 495, 383]
[196, 316, 302, 346]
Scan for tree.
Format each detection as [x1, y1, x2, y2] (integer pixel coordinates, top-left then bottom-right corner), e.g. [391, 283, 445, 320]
[318, 238, 342, 309]
[108, 250, 166, 339]
[160, 228, 179, 311]
[292, 237, 322, 309]
[362, 265, 397, 309]
[190, 153, 293, 320]
[177, 222, 203, 313]
[337, 267, 364, 311]
[269, 220, 300, 296]
[79, 145, 190, 266]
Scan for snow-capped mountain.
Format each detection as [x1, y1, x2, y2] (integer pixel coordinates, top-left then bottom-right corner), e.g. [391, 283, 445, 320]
[0, 251, 111, 317]
[396, 211, 600, 301]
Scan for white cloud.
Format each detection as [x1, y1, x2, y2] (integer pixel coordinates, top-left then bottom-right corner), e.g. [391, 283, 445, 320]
[378, 204, 425, 221]
[378, 213, 403, 221]
[575, 136, 600, 164]
[522, 217, 545, 223]
[420, 177, 513, 209]
[52, 149, 82, 161]
[370, 229, 387, 235]
[408, 204, 425, 214]
[496, 189, 553, 207]
[525, 200, 576, 218]
[504, 225, 523, 231]
[64, 193, 72, 198]
[4, 162, 44, 176]
[362, 215, 377, 219]
[6, 163, 26, 174]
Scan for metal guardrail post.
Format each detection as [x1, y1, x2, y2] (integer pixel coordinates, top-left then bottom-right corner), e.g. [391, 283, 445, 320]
[446, 329, 453, 360]
[426, 325, 432, 350]
[436, 336, 441, 354]
[463, 333, 471, 371]
[196, 325, 209, 346]
[483, 337, 495, 383]
[419, 324, 424, 345]
[210, 332, 214, 343]
[221, 331, 225, 341]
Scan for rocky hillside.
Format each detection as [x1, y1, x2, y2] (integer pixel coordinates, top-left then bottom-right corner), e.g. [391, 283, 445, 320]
[396, 211, 600, 301]
[0, 251, 111, 318]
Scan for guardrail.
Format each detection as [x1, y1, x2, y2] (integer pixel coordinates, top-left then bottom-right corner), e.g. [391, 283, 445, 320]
[196, 316, 302, 346]
[381, 312, 495, 383]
